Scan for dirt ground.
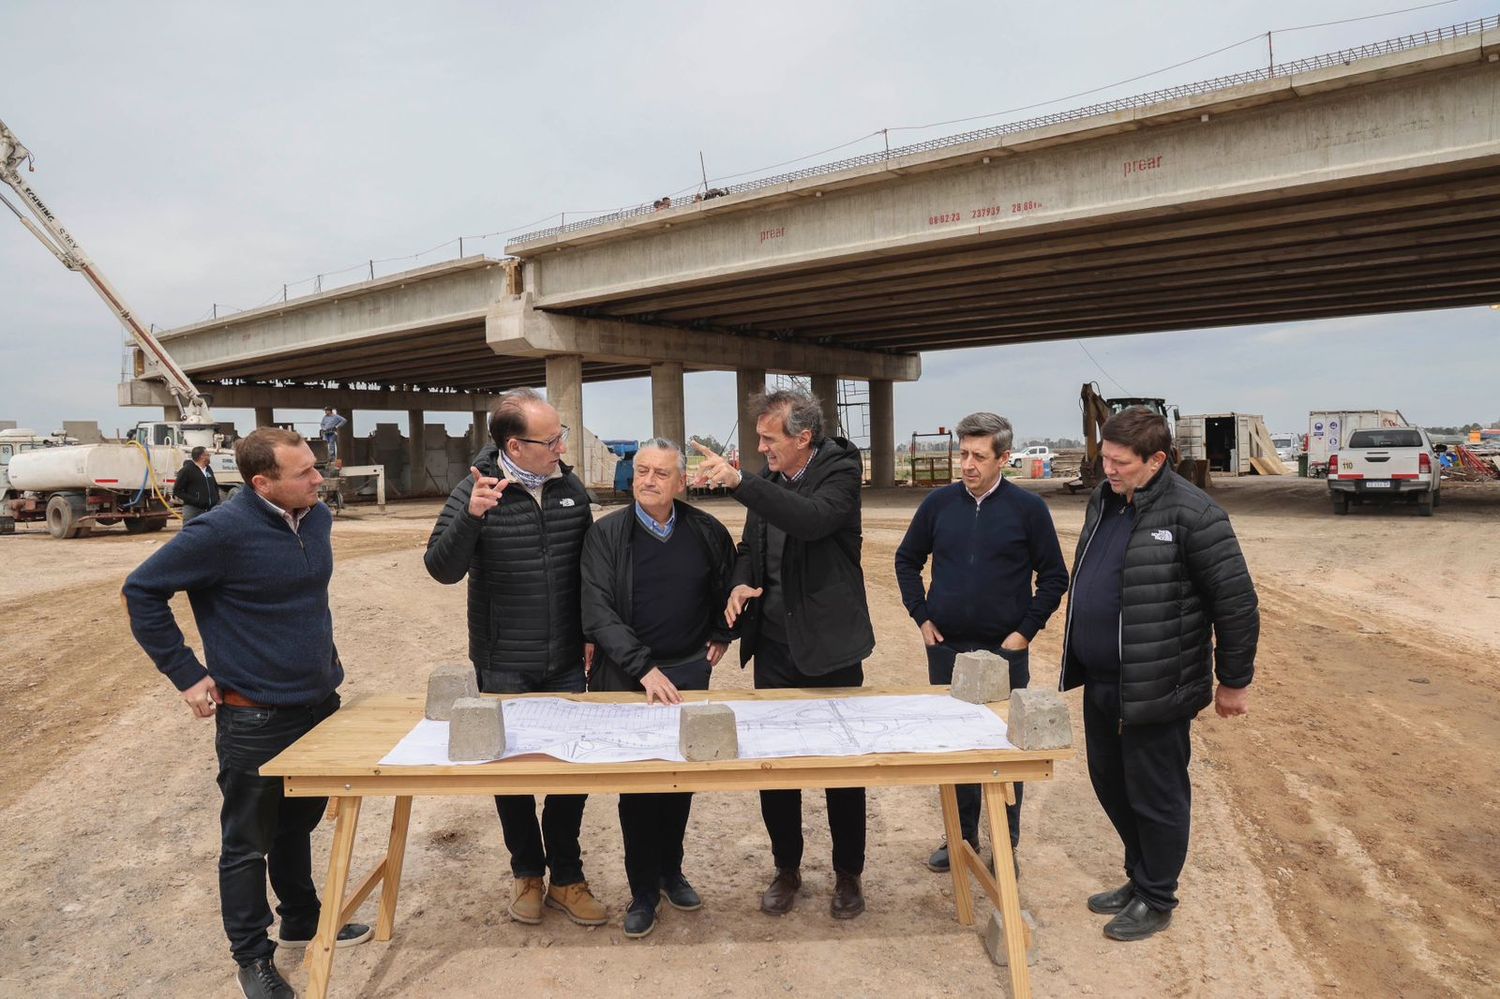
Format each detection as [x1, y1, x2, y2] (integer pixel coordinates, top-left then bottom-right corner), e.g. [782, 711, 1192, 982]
[1, 476, 1496, 998]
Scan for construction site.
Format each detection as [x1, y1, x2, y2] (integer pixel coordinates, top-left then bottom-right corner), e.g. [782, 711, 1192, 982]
[2, 9, 1499, 999]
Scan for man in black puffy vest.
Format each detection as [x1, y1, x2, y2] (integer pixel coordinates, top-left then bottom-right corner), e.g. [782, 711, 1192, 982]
[693, 388, 876, 921]
[424, 388, 604, 929]
[1061, 406, 1258, 942]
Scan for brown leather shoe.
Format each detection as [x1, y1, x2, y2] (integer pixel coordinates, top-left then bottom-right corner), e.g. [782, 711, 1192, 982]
[830, 869, 865, 920]
[760, 868, 801, 916]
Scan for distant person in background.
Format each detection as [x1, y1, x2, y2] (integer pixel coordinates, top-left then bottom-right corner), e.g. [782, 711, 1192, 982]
[319, 407, 346, 462]
[176, 446, 219, 522]
[894, 412, 1068, 876]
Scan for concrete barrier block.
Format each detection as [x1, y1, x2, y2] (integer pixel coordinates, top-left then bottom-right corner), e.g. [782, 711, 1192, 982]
[1008, 688, 1072, 750]
[425, 663, 479, 720]
[448, 697, 506, 761]
[983, 909, 1039, 967]
[950, 650, 1010, 704]
[679, 703, 738, 762]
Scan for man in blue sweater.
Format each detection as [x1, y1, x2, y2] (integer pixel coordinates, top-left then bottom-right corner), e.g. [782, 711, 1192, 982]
[123, 427, 367, 999]
[894, 412, 1068, 876]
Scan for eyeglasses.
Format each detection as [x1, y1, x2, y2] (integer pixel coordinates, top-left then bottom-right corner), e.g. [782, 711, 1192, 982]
[515, 425, 570, 451]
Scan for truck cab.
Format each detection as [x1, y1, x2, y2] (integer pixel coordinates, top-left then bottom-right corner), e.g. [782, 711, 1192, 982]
[1328, 427, 1440, 516]
[1, 430, 74, 533]
[126, 421, 242, 490]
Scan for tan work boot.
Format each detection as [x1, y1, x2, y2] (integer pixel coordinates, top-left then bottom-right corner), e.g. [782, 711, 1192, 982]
[545, 880, 608, 925]
[508, 876, 545, 924]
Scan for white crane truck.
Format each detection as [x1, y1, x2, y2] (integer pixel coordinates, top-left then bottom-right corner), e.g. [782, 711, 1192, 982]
[1, 116, 241, 537]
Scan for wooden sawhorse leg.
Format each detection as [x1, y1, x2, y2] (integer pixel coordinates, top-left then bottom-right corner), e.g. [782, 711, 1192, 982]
[939, 784, 976, 925]
[983, 782, 1031, 999]
[376, 796, 413, 941]
[305, 796, 362, 999]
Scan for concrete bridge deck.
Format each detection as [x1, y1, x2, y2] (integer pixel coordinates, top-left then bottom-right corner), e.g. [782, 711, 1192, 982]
[124, 23, 1500, 486]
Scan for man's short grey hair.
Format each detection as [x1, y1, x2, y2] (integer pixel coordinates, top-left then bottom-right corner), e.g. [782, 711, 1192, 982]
[748, 389, 824, 443]
[955, 412, 1014, 455]
[637, 437, 686, 474]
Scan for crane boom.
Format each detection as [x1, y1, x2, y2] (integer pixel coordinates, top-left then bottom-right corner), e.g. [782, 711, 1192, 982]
[0, 116, 211, 423]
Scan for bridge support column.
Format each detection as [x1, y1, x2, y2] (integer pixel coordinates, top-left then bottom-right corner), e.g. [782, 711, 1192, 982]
[253, 406, 274, 430]
[736, 368, 766, 475]
[651, 362, 685, 446]
[407, 409, 425, 494]
[472, 409, 488, 455]
[337, 410, 355, 466]
[870, 379, 895, 488]
[545, 354, 584, 459]
[810, 373, 839, 438]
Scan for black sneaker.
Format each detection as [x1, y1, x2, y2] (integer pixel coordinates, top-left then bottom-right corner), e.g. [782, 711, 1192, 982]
[927, 837, 980, 873]
[237, 957, 295, 999]
[278, 921, 373, 949]
[659, 873, 703, 911]
[624, 894, 659, 939]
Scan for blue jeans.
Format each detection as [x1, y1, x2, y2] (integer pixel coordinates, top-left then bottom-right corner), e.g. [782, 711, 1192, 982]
[482, 664, 589, 883]
[214, 692, 341, 965]
[925, 640, 1029, 848]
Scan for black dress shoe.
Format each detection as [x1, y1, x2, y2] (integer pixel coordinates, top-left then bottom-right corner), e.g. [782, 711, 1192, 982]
[830, 869, 865, 920]
[623, 894, 659, 939]
[659, 873, 703, 911]
[1103, 897, 1172, 941]
[1087, 881, 1135, 914]
[760, 868, 801, 916]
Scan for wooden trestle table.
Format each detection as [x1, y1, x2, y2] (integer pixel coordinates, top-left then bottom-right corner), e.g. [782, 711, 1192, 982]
[261, 687, 1073, 999]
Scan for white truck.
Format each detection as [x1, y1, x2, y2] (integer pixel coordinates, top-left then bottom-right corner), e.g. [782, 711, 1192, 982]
[1307, 409, 1407, 477]
[1, 116, 242, 537]
[1328, 425, 1441, 516]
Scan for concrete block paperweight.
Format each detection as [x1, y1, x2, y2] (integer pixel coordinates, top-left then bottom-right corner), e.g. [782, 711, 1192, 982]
[425, 663, 479, 720]
[448, 697, 506, 762]
[679, 703, 738, 762]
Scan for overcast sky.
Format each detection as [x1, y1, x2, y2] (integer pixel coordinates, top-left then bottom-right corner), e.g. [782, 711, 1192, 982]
[3, 0, 1496, 448]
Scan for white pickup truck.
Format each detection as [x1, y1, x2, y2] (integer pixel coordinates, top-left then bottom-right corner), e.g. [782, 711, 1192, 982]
[1328, 426, 1440, 516]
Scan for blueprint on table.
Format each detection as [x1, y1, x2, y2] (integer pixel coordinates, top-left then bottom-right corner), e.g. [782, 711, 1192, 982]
[378, 694, 1011, 766]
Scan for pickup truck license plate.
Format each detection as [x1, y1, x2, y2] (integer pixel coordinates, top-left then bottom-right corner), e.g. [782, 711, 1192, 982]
[1364, 481, 1392, 489]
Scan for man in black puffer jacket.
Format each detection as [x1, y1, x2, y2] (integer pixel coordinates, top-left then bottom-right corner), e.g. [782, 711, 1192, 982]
[693, 388, 876, 922]
[1061, 406, 1258, 942]
[424, 388, 605, 930]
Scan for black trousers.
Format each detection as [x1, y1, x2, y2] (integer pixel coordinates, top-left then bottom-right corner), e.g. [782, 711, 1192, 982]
[1082, 680, 1192, 912]
[753, 636, 866, 876]
[600, 657, 713, 899]
[214, 691, 341, 966]
[483, 663, 589, 884]
[925, 639, 1029, 848]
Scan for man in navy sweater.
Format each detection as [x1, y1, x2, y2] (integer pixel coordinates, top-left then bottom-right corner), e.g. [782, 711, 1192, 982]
[123, 427, 367, 999]
[894, 412, 1068, 876]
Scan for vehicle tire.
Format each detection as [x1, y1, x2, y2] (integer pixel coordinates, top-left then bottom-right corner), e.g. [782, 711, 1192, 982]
[144, 517, 167, 532]
[1332, 494, 1349, 515]
[45, 494, 85, 539]
[124, 517, 153, 534]
[1417, 491, 1434, 517]
[1432, 488, 1441, 509]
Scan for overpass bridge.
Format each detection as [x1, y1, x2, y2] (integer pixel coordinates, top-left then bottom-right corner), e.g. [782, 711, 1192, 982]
[124, 20, 1500, 485]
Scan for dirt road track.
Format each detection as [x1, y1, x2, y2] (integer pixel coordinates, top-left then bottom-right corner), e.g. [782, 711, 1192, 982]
[0, 477, 1494, 997]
